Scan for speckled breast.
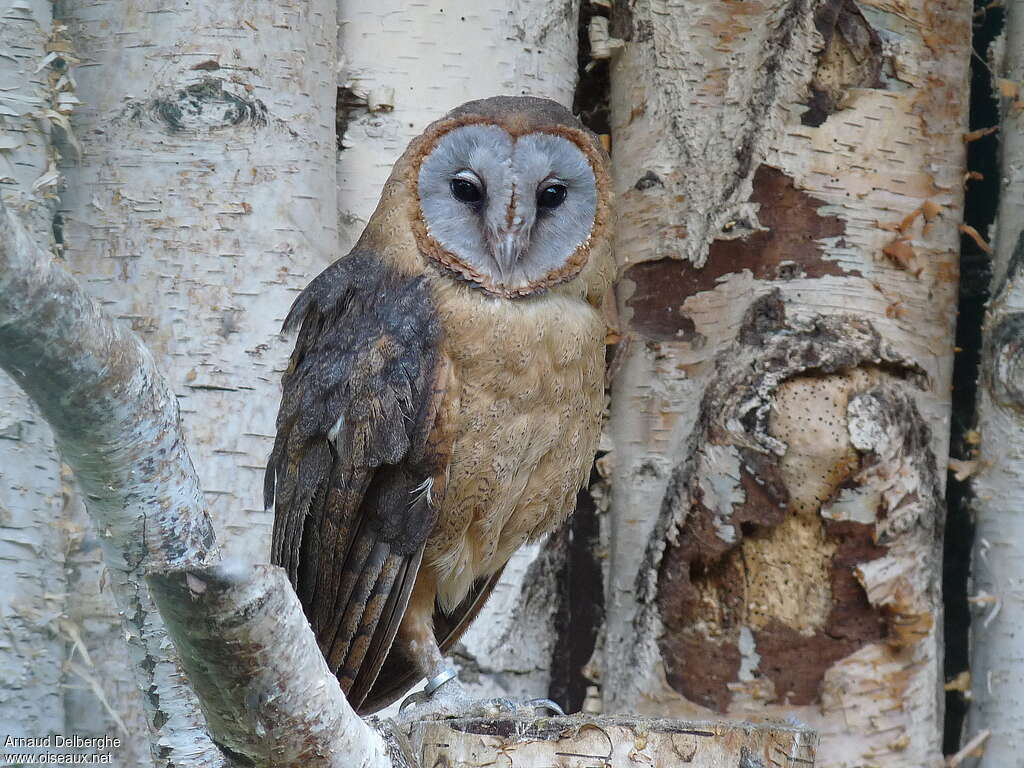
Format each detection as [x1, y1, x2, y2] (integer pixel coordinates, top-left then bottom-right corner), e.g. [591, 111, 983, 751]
[425, 282, 605, 610]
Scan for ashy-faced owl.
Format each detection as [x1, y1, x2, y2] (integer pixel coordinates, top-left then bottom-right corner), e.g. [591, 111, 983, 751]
[265, 96, 613, 715]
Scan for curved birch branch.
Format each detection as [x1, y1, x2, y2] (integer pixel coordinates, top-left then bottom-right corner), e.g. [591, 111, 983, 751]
[0, 200, 214, 573]
[148, 564, 397, 768]
[0, 190, 223, 765]
[0, 196, 389, 766]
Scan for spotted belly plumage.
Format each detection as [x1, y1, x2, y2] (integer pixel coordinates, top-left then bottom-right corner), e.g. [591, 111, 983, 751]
[425, 283, 606, 612]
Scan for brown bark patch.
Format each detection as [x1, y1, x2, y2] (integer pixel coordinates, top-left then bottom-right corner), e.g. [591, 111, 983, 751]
[752, 520, 886, 705]
[658, 507, 887, 710]
[825, 520, 889, 642]
[657, 368, 901, 711]
[735, 452, 788, 528]
[658, 526, 745, 712]
[619, 263, 703, 342]
[649, 313, 931, 713]
[880, 604, 934, 650]
[883, 238, 923, 276]
[624, 167, 850, 340]
[802, 0, 885, 127]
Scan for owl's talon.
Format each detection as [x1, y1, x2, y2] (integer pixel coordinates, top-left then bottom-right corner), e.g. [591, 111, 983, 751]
[398, 689, 428, 713]
[396, 676, 566, 723]
[525, 698, 565, 716]
[397, 674, 470, 722]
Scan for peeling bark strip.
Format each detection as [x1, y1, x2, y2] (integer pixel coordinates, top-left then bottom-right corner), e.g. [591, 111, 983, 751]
[606, 1, 968, 766]
[148, 565, 395, 768]
[0, 196, 223, 764]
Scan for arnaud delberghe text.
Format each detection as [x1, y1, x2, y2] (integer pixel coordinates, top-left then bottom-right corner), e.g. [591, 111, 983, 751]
[4, 736, 121, 751]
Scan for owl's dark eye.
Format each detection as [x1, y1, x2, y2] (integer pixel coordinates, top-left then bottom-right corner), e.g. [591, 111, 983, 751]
[450, 177, 483, 204]
[537, 184, 567, 209]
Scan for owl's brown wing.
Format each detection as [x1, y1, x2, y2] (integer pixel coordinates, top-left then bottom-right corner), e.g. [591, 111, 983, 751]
[264, 253, 449, 710]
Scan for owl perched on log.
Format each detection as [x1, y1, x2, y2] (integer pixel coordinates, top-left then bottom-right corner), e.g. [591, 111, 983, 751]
[265, 96, 613, 716]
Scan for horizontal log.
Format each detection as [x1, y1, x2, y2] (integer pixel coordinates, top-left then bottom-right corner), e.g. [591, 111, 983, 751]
[410, 714, 817, 767]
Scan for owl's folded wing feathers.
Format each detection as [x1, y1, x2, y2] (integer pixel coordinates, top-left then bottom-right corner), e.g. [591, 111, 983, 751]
[264, 252, 448, 710]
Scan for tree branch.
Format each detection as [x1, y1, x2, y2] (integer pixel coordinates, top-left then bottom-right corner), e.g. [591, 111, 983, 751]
[411, 715, 817, 766]
[0, 193, 224, 764]
[148, 564, 401, 768]
[0, 196, 215, 571]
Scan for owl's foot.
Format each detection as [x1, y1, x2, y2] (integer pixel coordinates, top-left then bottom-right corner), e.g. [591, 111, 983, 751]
[396, 667, 564, 723]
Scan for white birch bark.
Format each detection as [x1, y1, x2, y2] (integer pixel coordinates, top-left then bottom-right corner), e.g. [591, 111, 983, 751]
[57, 0, 338, 564]
[52, 0, 337, 755]
[1, 10, 144, 746]
[0, 0, 68, 739]
[61, 482, 150, 767]
[336, 0, 582, 705]
[967, 2, 1024, 761]
[601, 2, 969, 766]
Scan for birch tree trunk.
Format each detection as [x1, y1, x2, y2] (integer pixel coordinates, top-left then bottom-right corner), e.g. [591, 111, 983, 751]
[335, 0, 583, 707]
[0, 0, 68, 739]
[57, 0, 338, 563]
[601, 2, 969, 766]
[967, 2, 1024, 761]
[50, 0, 337, 757]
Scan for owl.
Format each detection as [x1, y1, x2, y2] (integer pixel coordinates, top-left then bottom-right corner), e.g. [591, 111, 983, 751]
[265, 96, 614, 716]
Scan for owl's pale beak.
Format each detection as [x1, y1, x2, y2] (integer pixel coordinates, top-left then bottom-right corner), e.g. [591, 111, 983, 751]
[494, 229, 529, 283]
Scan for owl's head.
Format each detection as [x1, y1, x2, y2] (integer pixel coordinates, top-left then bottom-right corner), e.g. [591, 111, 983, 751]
[402, 96, 612, 299]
